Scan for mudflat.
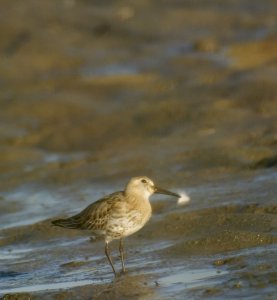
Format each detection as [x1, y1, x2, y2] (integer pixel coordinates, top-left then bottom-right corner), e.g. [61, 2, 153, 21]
[0, 0, 276, 299]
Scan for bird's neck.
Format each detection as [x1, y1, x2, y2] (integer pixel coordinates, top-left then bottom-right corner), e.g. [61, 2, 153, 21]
[124, 190, 151, 204]
[124, 192, 152, 216]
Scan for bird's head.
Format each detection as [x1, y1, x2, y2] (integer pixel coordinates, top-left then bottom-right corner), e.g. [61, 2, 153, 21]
[125, 176, 180, 199]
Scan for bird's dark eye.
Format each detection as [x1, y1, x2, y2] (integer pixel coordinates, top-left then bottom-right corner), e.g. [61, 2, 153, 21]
[141, 179, 147, 183]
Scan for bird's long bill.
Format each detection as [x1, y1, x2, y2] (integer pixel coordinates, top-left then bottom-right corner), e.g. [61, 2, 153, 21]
[154, 186, 180, 198]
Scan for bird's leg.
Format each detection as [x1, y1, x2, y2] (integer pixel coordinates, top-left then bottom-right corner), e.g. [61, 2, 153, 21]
[105, 241, 116, 276]
[119, 238, 126, 273]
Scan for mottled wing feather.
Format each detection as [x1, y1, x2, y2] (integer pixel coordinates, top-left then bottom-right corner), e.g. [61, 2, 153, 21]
[52, 191, 124, 231]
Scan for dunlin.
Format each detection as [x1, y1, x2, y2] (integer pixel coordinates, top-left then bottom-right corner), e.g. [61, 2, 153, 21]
[52, 176, 180, 276]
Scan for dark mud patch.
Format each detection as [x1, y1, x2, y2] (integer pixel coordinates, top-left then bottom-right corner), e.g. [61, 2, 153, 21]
[252, 155, 277, 169]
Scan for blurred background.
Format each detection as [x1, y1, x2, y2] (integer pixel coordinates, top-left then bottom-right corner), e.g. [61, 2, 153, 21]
[0, 0, 276, 299]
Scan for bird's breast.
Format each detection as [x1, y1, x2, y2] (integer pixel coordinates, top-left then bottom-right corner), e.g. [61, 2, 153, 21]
[106, 198, 152, 238]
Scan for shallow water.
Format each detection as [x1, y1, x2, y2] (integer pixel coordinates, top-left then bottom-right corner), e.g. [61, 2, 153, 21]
[1, 0, 277, 299]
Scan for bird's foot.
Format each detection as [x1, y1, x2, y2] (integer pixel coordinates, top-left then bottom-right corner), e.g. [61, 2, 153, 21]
[113, 270, 126, 281]
[119, 268, 128, 276]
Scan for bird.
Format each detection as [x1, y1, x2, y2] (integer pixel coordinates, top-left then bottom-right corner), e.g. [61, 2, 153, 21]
[51, 176, 180, 276]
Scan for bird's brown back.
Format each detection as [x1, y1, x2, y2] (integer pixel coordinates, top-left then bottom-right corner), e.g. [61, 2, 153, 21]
[52, 191, 124, 231]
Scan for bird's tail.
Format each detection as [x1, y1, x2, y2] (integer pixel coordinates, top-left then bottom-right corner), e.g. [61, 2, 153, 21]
[51, 217, 80, 229]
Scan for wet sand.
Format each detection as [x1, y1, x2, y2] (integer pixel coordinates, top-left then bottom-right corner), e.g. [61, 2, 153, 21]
[0, 0, 277, 299]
